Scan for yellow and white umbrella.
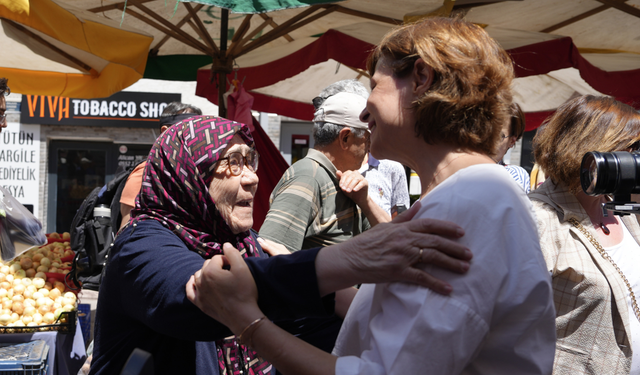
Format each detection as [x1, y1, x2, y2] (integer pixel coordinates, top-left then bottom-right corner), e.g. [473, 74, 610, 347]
[0, 0, 153, 98]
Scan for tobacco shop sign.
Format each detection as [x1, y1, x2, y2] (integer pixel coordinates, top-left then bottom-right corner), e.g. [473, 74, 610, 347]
[20, 91, 180, 128]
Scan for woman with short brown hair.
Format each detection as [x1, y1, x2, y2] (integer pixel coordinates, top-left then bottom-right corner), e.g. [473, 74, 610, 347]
[530, 95, 640, 374]
[187, 17, 556, 375]
[366, 18, 513, 156]
[534, 95, 640, 193]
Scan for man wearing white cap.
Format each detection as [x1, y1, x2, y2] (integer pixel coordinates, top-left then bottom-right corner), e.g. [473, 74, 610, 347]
[260, 86, 388, 255]
[259, 81, 392, 354]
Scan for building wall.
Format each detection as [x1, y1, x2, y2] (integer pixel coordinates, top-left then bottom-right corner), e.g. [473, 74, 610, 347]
[259, 113, 281, 149]
[4, 79, 219, 232]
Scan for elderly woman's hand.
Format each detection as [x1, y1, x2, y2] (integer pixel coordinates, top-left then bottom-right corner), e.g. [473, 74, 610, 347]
[186, 243, 263, 334]
[315, 200, 472, 295]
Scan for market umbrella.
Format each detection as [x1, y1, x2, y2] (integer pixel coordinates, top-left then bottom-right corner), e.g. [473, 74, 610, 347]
[65, 0, 517, 116]
[62, 1, 640, 124]
[469, 0, 640, 130]
[68, 0, 511, 229]
[192, 1, 640, 131]
[0, 0, 153, 98]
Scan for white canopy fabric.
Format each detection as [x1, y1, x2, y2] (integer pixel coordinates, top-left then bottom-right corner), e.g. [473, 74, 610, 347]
[195, 1, 640, 126]
[60, 0, 640, 126]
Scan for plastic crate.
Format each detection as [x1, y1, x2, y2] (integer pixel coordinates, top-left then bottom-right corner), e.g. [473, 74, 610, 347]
[0, 340, 49, 375]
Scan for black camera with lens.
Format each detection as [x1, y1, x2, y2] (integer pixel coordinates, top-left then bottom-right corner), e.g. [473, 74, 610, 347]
[580, 151, 640, 215]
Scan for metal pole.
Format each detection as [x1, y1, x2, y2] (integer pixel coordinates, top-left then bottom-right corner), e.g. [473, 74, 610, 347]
[218, 8, 229, 118]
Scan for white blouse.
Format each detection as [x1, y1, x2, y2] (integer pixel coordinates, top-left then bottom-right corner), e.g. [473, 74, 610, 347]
[333, 164, 556, 374]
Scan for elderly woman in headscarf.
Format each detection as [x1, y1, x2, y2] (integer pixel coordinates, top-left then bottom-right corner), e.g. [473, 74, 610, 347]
[89, 116, 472, 375]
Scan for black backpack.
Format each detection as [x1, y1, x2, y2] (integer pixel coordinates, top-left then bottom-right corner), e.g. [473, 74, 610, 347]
[68, 162, 143, 291]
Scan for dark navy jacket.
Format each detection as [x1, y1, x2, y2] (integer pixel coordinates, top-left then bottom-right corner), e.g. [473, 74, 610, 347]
[89, 220, 335, 375]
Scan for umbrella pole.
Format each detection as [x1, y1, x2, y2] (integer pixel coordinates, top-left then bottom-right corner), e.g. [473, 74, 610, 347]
[218, 8, 229, 118]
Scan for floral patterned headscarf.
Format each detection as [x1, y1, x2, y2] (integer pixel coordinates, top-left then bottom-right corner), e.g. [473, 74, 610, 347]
[131, 115, 257, 258]
[131, 116, 272, 375]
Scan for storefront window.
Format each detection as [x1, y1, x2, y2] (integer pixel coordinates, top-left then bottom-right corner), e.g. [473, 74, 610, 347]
[56, 148, 106, 232]
[48, 141, 152, 233]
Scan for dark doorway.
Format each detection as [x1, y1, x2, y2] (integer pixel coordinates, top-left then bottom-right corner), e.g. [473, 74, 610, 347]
[48, 141, 152, 233]
[520, 129, 539, 174]
[291, 134, 309, 164]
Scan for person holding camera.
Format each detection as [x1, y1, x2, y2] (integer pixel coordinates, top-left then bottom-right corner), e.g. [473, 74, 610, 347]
[530, 95, 640, 374]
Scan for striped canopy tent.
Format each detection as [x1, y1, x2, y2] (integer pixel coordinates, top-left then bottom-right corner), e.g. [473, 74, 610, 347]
[30, 0, 640, 227]
[64, 0, 519, 116]
[0, 0, 153, 98]
[471, 0, 640, 131]
[196, 21, 632, 130]
[65, 0, 640, 126]
[188, 0, 640, 131]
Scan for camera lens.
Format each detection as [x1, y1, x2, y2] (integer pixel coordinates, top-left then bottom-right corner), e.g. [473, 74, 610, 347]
[581, 152, 601, 195]
[581, 151, 640, 195]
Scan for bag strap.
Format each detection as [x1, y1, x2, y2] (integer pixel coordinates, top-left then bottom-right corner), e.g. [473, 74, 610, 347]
[110, 160, 145, 229]
[92, 220, 108, 249]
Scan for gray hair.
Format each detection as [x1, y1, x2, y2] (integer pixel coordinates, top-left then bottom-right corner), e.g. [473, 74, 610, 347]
[312, 80, 369, 146]
[312, 79, 369, 110]
[312, 122, 368, 147]
[161, 102, 202, 117]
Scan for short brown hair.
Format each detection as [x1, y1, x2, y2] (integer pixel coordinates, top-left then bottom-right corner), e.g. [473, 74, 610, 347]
[509, 102, 526, 140]
[366, 17, 514, 155]
[533, 95, 640, 193]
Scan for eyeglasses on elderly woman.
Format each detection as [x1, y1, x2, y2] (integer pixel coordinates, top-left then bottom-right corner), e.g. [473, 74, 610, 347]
[218, 149, 259, 176]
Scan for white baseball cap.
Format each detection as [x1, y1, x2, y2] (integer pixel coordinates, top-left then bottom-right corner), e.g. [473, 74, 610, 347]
[313, 92, 369, 130]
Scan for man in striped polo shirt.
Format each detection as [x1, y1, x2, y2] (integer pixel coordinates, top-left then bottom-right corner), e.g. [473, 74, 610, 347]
[260, 82, 389, 253]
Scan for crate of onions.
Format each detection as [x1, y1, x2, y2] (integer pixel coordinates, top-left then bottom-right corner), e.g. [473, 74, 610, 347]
[0, 232, 78, 334]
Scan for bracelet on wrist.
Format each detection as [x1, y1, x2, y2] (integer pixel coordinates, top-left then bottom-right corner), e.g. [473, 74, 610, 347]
[237, 316, 266, 347]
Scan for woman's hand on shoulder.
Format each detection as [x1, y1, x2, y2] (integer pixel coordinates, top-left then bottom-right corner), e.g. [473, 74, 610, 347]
[315, 201, 472, 296]
[186, 243, 263, 334]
